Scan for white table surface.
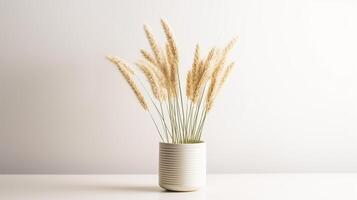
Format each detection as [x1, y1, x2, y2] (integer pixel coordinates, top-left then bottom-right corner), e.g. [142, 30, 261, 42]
[1, 174, 357, 200]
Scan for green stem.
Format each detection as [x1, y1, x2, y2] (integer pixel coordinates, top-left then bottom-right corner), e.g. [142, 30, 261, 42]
[187, 101, 194, 142]
[160, 101, 171, 143]
[191, 87, 206, 141]
[176, 70, 186, 143]
[136, 77, 171, 142]
[174, 95, 184, 143]
[195, 108, 208, 141]
[148, 111, 164, 141]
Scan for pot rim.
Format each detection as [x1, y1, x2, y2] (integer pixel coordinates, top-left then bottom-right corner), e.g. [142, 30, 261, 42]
[160, 141, 205, 145]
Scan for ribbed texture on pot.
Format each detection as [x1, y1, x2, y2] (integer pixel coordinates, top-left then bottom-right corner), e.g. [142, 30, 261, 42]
[159, 142, 206, 191]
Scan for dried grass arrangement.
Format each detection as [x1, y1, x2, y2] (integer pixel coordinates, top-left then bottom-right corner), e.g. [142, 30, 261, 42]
[107, 19, 237, 144]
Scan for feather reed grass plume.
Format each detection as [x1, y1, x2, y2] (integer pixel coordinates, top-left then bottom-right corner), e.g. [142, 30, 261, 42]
[165, 43, 177, 96]
[107, 20, 238, 144]
[145, 62, 167, 95]
[106, 55, 148, 110]
[211, 37, 238, 80]
[161, 19, 178, 62]
[142, 25, 172, 93]
[206, 62, 235, 111]
[140, 49, 157, 66]
[201, 48, 215, 73]
[186, 70, 193, 100]
[192, 44, 200, 77]
[218, 62, 235, 92]
[107, 55, 135, 75]
[206, 76, 217, 111]
[206, 37, 238, 111]
[143, 25, 163, 68]
[191, 48, 215, 103]
[136, 62, 162, 101]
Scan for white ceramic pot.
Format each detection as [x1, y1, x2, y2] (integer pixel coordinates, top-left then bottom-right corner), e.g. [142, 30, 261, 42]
[159, 142, 206, 192]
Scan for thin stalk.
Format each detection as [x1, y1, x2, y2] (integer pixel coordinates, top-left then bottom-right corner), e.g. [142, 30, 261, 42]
[172, 99, 179, 143]
[172, 97, 179, 142]
[168, 98, 178, 143]
[191, 101, 201, 140]
[163, 99, 173, 143]
[148, 110, 164, 141]
[167, 98, 175, 143]
[189, 104, 196, 141]
[160, 101, 171, 143]
[187, 101, 194, 142]
[176, 70, 186, 142]
[174, 95, 184, 143]
[136, 77, 171, 142]
[191, 87, 206, 141]
[184, 96, 189, 143]
[195, 108, 208, 141]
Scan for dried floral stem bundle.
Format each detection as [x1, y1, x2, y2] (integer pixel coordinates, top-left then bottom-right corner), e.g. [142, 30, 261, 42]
[107, 19, 237, 144]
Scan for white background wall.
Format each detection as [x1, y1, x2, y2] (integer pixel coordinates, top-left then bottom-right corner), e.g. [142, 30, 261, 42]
[1, 0, 357, 173]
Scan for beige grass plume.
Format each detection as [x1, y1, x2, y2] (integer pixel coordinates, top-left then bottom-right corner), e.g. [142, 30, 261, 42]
[206, 63, 235, 111]
[161, 19, 179, 98]
[186, 70, 193, 100]
[166, 43, 178, 96]
[211, 37, 238, 80]
[192, 71, 209, 103]
[201, 48, 216, 73]
[191, 48, 215, 103]
[206, 76, 217, 111]
[106, 55, 148, 110]
[142, 25, 172, 93]
[191, 44, 200, 79]
[140, 49, 157, 66]
[106, 55, 135, 75]
[143, 25, 163, 68]
[144, 62, 167, 95]
[218, 62, 235, 92]
[136, 62, 162, 101]
[207, 62, 235, 110]
[206, 37, 238, 111]
[187, 44, 200, 100]
[161, 19, 178, 62]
